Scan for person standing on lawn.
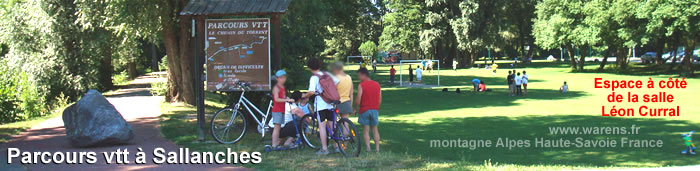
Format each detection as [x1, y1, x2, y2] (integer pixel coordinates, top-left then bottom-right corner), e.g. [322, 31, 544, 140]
[270, 70, 295, 149]
[355, 67, 382, 152]
[408, 65, 414, 85]
[372, 59, 377, 73]
[330, 61, 353, 120]
[302, 58, 339, 155]
[389, 65, 396, 84]
[416, 65, 423, 84]
[427, 60, 433, 73]
[453, 60, 458, 71]
[492, 63, 498, 76]
[515, 72, 523, 96]
[507, 70, 515, 96]
[522, 70, 529, 95]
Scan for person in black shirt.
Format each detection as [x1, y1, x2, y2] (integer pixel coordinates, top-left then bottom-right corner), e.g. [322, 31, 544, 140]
[507, 70, 515, 96]
[408, 65, 414, 85]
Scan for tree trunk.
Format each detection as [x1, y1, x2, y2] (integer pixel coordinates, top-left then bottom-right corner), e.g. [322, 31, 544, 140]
[178, 15, 195, 105]
[98, 31, 114, 90]
[151, 44, 159, 71]
[669, 44, 679, 72]
[617, 48, 629, 69]
[655, 39, 665, 64]
[682, 40, 695, 76]
[577, 46, 587, 71]
[162, 19, 183, 103]
[469, 52, 477, 68]
[158, 0, 196, 105]
[565, 45, 577, 69]
[444, 41, 453, 68]
[127, 61, 138, 79]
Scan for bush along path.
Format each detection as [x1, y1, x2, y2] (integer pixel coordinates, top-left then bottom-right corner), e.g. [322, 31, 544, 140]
[0, 73, 244, 171]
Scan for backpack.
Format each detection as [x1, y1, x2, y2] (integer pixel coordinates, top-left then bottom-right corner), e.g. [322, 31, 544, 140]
[313, 72, 340, 104]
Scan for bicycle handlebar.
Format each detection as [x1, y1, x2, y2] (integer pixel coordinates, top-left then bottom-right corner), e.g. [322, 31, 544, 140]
[234, 81, 252, 91]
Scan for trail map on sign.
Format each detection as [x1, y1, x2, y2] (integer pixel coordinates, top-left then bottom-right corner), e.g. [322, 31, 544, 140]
[205, 18, 271, 91]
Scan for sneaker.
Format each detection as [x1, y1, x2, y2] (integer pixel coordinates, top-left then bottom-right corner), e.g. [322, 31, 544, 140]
[316, 149, 329, 155]
[334, 148, 341, 153]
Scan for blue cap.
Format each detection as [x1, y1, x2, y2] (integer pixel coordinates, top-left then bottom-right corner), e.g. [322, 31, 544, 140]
[275, 70, 287, 77]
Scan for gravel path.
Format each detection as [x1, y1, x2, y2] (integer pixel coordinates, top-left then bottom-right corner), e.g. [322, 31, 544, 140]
[0, 73, 246, 171]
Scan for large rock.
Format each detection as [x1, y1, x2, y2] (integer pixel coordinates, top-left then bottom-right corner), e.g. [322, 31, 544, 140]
[62, 89, 134, 147]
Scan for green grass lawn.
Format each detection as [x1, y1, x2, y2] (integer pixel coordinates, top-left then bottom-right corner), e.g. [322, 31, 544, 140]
[159, 61, 700, 170]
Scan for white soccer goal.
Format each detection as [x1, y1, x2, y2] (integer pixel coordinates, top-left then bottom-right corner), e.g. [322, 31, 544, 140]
[399, 59, 440, 86]
[346, 56, 371, 63]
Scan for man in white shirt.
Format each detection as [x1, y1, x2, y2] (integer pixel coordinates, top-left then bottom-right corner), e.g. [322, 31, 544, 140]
[515, 72, 523, 96]
[452, 60, 458, 71]
[302, 58, 339, 155]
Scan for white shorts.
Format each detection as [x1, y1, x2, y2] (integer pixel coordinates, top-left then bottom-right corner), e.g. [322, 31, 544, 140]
[417, 76, 422, 81]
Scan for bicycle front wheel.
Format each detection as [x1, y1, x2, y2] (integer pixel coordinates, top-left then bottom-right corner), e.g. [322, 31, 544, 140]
[300, 114, 321, 149]
[210, 107, 247, 144]
[336, 118, 361, 157]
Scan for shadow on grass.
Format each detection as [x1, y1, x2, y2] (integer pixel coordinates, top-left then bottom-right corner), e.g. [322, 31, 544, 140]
[381, 115, 700, 167]
[381, 88, 586, 117]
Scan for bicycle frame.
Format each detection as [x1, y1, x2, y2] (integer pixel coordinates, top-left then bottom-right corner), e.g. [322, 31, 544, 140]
[231, 90, 273, 137]
[323, 110, 348, 141]
[312, 98, 347, 141]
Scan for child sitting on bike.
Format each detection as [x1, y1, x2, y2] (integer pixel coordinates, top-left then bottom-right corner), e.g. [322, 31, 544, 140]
[298, 97, 312, 115]
[270, 70, 295, 149]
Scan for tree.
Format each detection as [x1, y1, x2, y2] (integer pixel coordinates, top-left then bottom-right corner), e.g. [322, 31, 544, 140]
[323, 0, 381, 60]
[420, 0, 461, 67]
[533, 0, 597, 71]
[379, 1, 424, 55]
[358, 41, 378, 58]
[587, 0, 646, 70]
[75, 0, 194, 104]
[504, 0, 537, 59]
[451, 0, 505, 67]
[641, 0, 700, 76]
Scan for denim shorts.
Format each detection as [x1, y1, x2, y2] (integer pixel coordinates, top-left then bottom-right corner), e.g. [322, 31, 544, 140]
[272, 112, 284, 124]
[358, 110, 379, 126]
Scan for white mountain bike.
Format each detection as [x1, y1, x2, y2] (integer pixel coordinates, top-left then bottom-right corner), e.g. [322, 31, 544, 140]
[209, 82, 317, 147]
[210, 82, 274, 144]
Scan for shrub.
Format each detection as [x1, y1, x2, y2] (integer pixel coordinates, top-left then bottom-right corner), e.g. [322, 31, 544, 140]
[112, 71, 130, 86]
[0, 65, 47, 123]
[158, 55, 168, 71]
[150, 81, 168, 96]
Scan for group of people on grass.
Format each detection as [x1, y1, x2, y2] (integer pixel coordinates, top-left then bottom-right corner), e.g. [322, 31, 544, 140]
[469, 69, 529, 95]
[473, 68, 570, 94]
[507, 70, 529, 96]
[268, 58, 383, 155]
[407, 65, 423, 85]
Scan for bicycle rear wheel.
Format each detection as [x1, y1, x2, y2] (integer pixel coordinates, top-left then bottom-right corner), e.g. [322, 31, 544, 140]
[300, 114, 321, 149]
[336, 118, 361, 157]
[211, 107, 247, 144]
